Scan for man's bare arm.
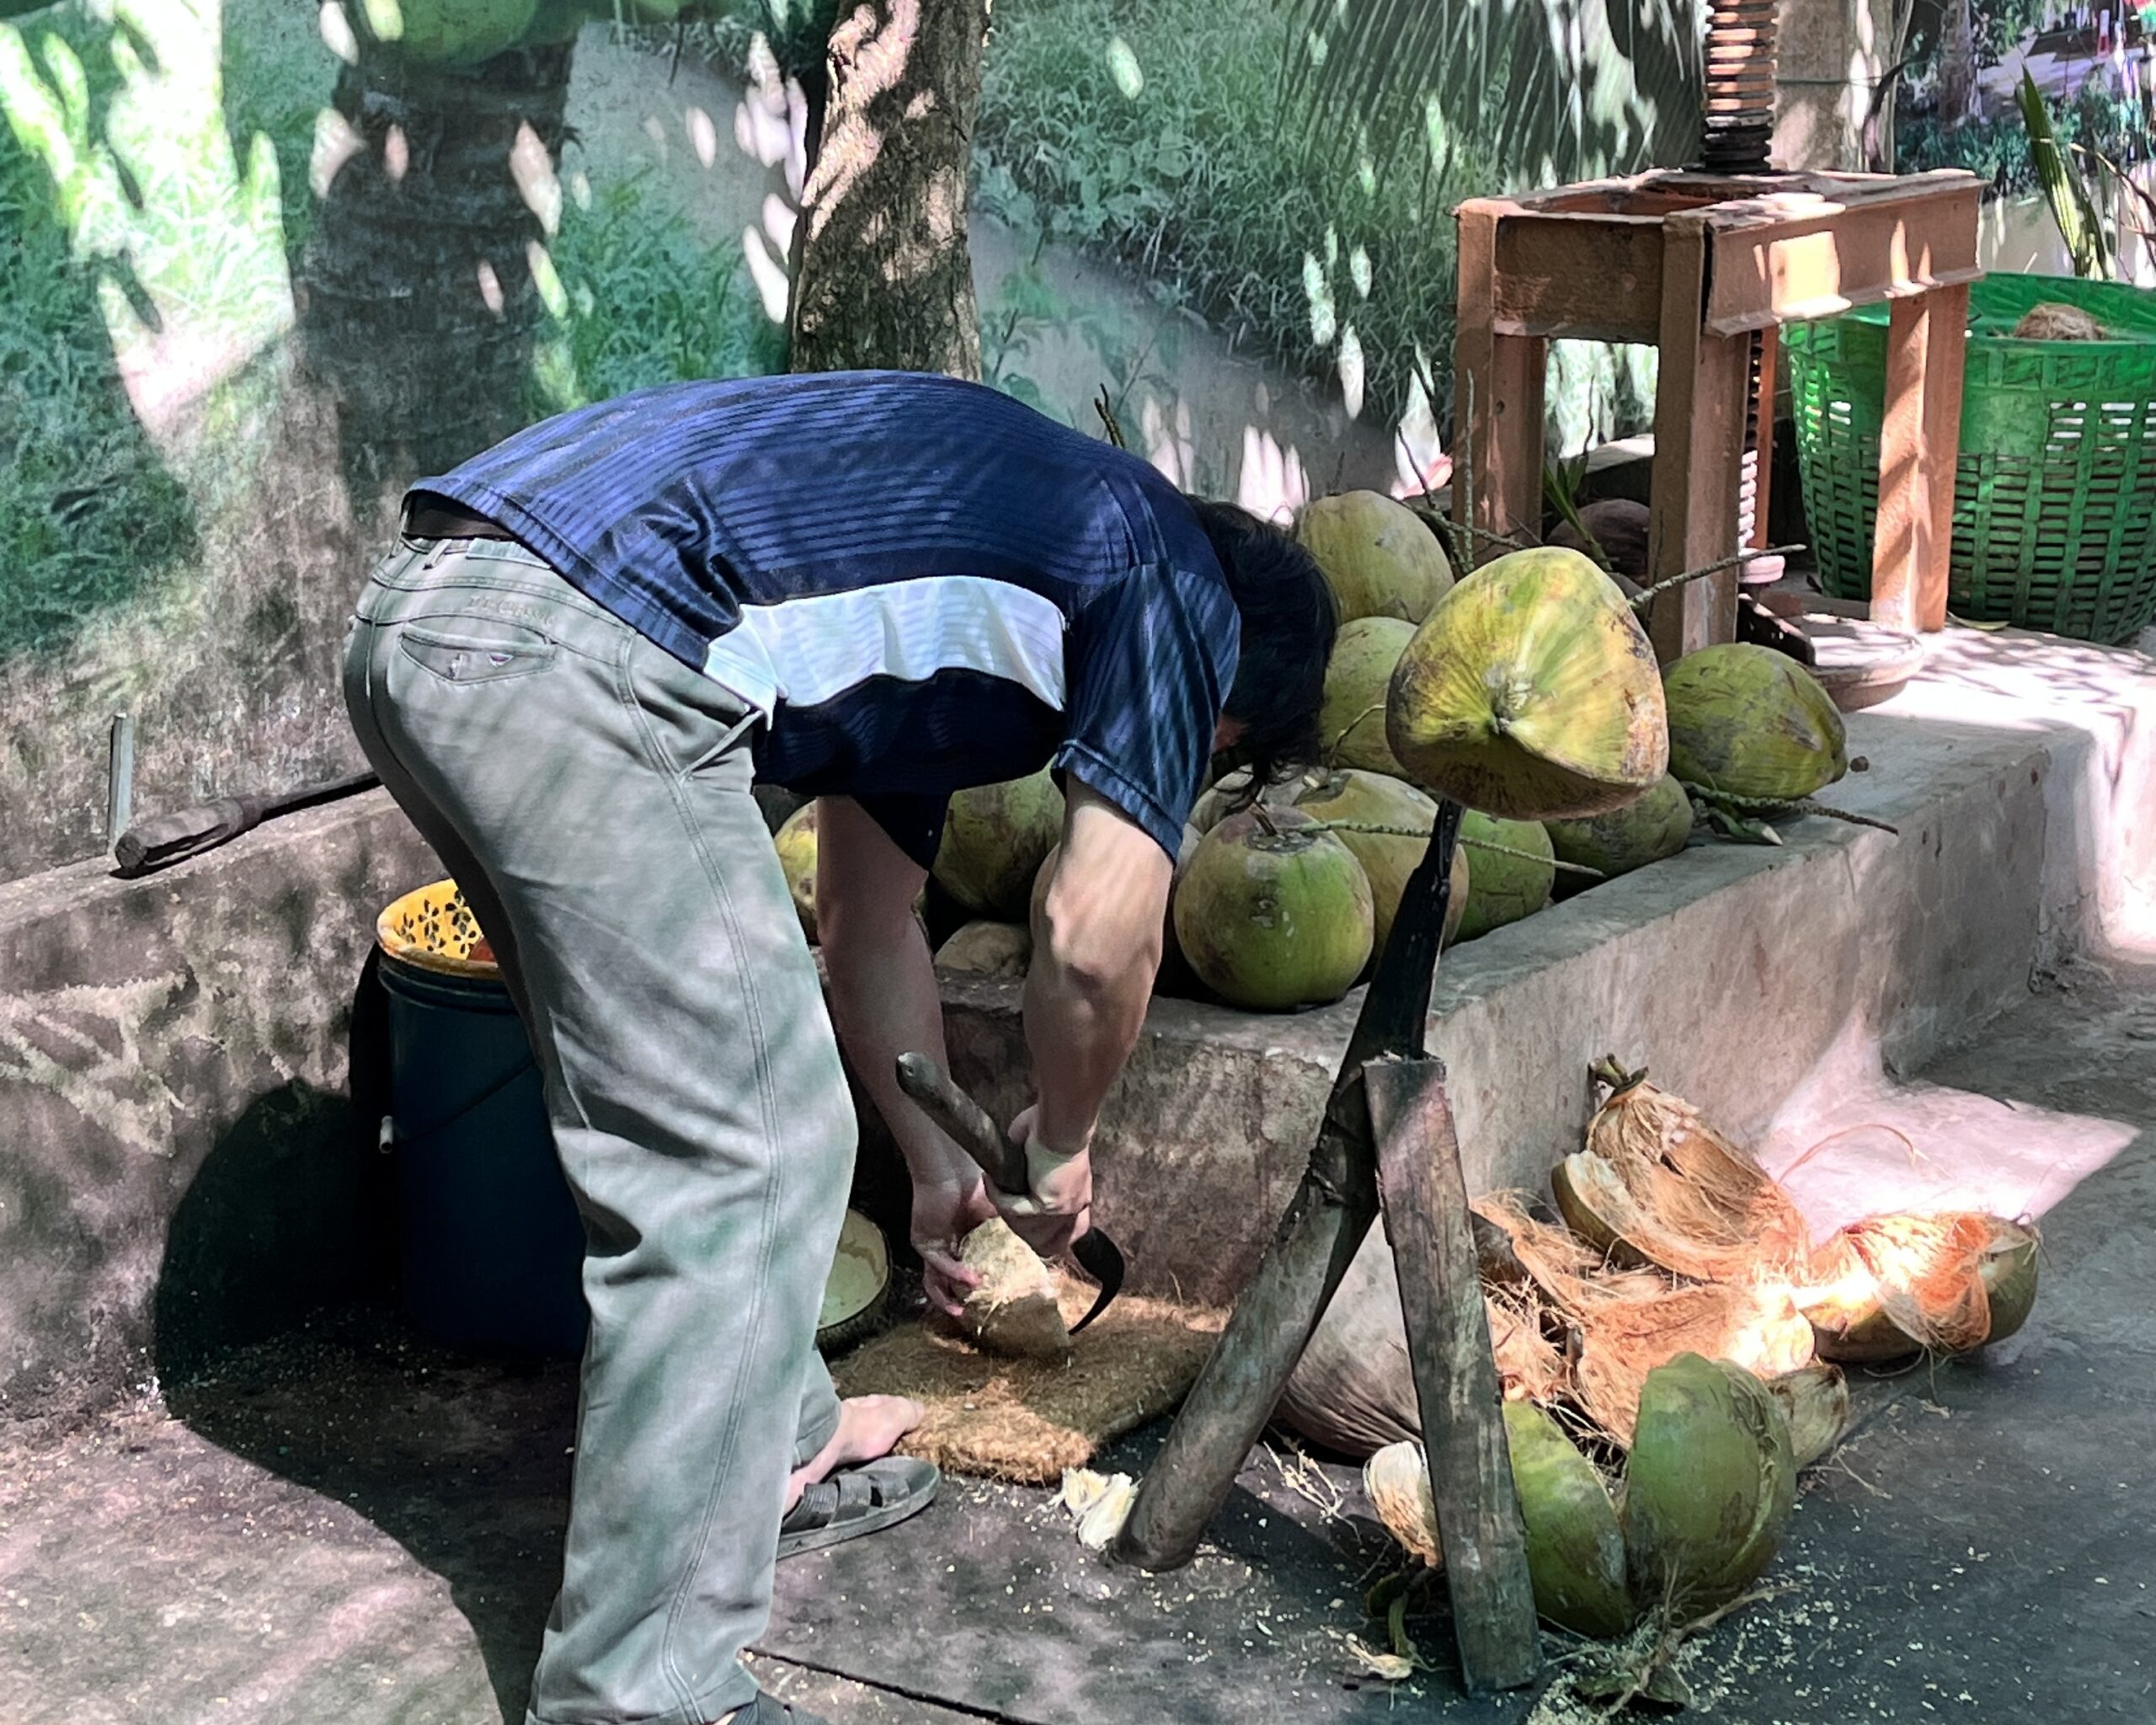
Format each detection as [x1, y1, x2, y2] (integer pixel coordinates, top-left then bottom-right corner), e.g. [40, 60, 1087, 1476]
[815, 796, 993, 1314]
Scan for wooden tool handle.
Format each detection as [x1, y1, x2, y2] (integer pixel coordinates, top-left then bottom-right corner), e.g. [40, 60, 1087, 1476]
[894, 1052, 1029, 1194]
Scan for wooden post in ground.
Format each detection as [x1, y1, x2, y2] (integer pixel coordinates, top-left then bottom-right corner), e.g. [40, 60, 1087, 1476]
[1364, 1055, 1540, 1691]
[1114, 802, 1465, 1573]
[1872, 282, 1970, 633]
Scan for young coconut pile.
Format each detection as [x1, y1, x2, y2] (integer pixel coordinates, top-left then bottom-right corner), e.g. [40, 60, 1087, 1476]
[1337, 1061, 2040, 1671]
[771, 489, 1858, 1022]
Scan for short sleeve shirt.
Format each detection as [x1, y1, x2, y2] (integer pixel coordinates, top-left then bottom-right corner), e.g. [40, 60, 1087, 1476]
[410, 371, 1239, 862]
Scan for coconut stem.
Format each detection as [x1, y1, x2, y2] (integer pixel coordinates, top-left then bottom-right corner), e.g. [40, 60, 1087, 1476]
[1299, 820, 1606, 879]
[1328, 702, 1387, 758]
[1625, 543, 1808, 611]
[1684, 783, 1902, 836]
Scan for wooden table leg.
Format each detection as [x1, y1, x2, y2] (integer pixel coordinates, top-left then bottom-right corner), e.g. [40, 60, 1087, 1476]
[1364, 1055, 1540, 1692]
[1454, 208, 1546, 561]
[1873, 281, 1968, 633]
[1646, 217, 1748, 661]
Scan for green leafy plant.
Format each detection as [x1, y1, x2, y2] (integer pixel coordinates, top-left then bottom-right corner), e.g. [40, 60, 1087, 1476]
[2018, 66, 2114, 279]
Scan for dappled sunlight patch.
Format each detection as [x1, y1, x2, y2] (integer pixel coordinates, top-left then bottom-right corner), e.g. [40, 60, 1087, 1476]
[1235, 423, 1310, 524]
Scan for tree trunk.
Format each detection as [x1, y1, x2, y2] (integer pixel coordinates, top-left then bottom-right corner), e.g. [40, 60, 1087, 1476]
[296, 40, 576, 525]
[787, 0, 986, 379]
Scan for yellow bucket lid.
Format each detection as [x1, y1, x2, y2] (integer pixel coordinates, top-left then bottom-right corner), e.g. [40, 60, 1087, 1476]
[376, 879, 501, 980]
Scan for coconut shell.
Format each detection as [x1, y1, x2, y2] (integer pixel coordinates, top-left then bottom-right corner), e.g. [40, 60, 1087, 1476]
[1766, 1365, 1851, 1470]
[1504, 1401, 1635, 1639]
[1557, 1071, 1815, 1284]
[1320, 617, 1417, 777]
[935, 769, 1065, 918]
[1662, 643, 1848, 804]
[1364, 1442, 1444, 1568]
[958, 1218, 1071, 1359]
[1454, 812, 1555, 942]
[935, 919, 1033, 978]
[1569, 1279, 1815, 1449]
[1801, 1213, 2039, 1363]
[1173, 807, 1374, 1011]
[1385, 547, 1668, 821]
[1288, 768, 1468, 953]
[774, 802, 821, 942]
[1296, 490, 1454, 624]
[1624, 1353, 1796, 1613]
[818, 1209, 892, 1354]
[1543, 774, 1694, 898]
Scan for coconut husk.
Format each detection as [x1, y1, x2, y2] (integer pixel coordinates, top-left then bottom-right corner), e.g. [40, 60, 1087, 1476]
[833, 1290, 1225, 1483]
[1475, 1191, 1813, 1448]
[1557, 1064, 1815, 1285]
[1364, 1442, 1443, 1567]
[1766, 1364, 1851, 1470]
[1801, 1212, 2039, 1362]
[2013, 301, 2105, 340]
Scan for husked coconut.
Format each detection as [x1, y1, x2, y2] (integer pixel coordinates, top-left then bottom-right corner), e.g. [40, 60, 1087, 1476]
[1385, 547, 1668, 821]
[1296, 491, 1454, 624]
[958, 1218, 1071, 1359]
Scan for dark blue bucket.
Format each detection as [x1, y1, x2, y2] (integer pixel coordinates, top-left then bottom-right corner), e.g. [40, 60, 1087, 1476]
[378, 945, 588, 1359]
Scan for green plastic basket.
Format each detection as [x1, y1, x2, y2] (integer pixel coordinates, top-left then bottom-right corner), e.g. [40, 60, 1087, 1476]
[1785, 274, 2156, 644]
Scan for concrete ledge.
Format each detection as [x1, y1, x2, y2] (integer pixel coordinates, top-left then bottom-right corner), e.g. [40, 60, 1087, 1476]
[0, 792, 438, 1418]
[937, 628, 2156, 1305]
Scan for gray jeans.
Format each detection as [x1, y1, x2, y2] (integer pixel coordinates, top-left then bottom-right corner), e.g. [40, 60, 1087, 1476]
[344, 536, 854, 1725]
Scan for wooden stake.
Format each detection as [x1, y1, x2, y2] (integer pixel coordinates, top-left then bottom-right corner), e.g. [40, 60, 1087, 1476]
[1364, 1055, 1540, 1692]
[1114, 802, 1465, 1573]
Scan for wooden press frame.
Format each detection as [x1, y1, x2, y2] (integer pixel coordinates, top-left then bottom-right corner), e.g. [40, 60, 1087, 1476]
[1453, 168, 1985, 657]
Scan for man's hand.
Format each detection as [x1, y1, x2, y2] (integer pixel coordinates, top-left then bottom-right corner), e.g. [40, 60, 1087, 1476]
[995, 1101, 1093, 1263]
[911, 1170, 998, 1319]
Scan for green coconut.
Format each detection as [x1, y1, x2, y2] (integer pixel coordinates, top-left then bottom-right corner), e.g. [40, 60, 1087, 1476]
[1319, 617, 1417, 777]
[363, 0, 539, 61]
[1802, 1213, 2040, 1364]
[1662, 643, 1849, 803]
[1543, 774, 1694, 899]
[1295, 491, 1454, 624]
[1287, 768, 1469, 953]
[817, 1209, 891, 1354]
[1453, 812, 1555, 942]
[1623, 1353, 1796, 1613]
[1173, 807, 1374, 1011]
[1503, 1401, 1635, 1639]
[1386, 546, 1668, 821]
[934, 769, 1065, 919]
[935, 919, 1032, 978]
[774, 802, 820, 943]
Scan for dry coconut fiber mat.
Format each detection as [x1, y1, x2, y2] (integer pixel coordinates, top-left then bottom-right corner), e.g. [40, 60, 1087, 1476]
[832, 1282, 1225, 1484]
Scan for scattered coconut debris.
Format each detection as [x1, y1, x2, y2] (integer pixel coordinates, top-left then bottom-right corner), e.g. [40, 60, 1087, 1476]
[1058, 1466, 1137, 1550]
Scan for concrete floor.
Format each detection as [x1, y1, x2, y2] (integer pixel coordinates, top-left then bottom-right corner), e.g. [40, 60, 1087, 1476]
[3, 963, 2153, 1725]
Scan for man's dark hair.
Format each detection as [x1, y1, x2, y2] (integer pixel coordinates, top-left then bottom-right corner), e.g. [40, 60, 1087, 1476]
[1187, 497, 1338, 788]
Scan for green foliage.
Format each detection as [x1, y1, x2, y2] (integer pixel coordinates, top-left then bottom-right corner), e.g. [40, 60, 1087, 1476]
[974, 0, 1470, 425]
[2017, 67, 2113, 279]
[979, 243, 1182, 432]
[531, 172, 784, 413]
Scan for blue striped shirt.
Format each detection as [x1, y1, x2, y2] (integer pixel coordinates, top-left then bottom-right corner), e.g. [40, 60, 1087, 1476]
[412, 371, 1238, 862]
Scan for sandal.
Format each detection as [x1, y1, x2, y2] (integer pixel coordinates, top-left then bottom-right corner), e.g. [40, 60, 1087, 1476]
[776, 1455, 940, 1560]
